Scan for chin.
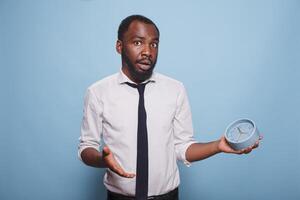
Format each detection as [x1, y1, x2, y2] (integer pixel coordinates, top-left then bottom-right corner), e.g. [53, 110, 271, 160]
[133, 70, 153, 82]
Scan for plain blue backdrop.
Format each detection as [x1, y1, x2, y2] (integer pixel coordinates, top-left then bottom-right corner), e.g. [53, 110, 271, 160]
[1, 0, 299, 199]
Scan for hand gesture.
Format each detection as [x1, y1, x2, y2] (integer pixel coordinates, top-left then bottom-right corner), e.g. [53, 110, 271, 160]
[102, 146, 135, 178]
[218, 135, 263, 154]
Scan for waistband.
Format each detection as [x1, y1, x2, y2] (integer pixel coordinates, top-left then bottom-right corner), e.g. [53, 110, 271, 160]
[107, 187, 179, 200]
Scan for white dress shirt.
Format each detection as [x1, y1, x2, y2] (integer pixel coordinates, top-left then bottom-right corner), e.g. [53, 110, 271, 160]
[78, 69, 197, 196]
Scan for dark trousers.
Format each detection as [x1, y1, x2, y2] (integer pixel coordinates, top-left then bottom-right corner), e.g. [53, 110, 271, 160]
[107, 188, 179, 200]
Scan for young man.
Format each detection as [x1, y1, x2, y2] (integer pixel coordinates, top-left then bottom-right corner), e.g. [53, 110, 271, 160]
[78, 15, 260, 200]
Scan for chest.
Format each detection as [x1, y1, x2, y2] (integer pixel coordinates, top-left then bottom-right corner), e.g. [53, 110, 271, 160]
[101, 84, 178, 133]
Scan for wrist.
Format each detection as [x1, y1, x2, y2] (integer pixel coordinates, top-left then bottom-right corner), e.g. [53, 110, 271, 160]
[215, 140, 222, 153]
[99, 152, 109, 168]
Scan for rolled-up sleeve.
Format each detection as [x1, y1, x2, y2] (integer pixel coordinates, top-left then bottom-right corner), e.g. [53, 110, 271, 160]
[78, 88, 103, 161]
[173, 83, 197, 166]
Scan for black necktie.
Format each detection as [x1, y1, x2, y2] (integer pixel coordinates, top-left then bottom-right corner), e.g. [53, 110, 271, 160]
[126, 82, 149, 200]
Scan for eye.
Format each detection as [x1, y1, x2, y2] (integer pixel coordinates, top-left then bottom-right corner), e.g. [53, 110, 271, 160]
[151, 42, 158, 48]
[134, 41, 142, 46]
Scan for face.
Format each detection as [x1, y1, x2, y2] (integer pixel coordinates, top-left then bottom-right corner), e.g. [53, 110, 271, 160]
[116, 20, 159, 83]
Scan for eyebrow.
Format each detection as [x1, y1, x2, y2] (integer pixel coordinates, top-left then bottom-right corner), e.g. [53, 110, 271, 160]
[130, 35, 159, 41]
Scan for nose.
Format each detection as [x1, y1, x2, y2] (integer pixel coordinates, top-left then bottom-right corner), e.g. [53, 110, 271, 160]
[141, 44, 151, 57]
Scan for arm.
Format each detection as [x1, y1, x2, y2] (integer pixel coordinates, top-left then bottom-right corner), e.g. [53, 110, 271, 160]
[186, 136, 261, 162]
[172, 84, 261, 163]
[78, 89, 134, 178]
[185, 141, 221, 162]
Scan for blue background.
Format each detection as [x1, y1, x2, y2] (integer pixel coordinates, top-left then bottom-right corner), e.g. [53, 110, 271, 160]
[1, 0, 299, 199]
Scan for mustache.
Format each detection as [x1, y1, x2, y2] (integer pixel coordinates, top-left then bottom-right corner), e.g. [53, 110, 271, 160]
[136, 58, 152, 65]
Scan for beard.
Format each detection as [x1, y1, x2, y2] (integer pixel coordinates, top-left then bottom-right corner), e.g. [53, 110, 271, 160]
[121, 49, 157, 82]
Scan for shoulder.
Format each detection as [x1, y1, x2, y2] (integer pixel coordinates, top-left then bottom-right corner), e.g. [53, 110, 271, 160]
[84, 73, 119, 103]
[154, 72, 185, 90]
[87, 73, 118, 91]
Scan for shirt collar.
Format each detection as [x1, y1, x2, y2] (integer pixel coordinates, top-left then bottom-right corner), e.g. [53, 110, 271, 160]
[117, 68, 157, 85]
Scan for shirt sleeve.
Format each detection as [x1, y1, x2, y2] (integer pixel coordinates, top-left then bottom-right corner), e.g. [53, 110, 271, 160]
[78, 88, 103, 161]
[173, 83, 197, 166]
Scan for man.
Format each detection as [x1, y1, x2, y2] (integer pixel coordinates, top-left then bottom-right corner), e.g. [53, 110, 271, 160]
[78, 15, 261, 200]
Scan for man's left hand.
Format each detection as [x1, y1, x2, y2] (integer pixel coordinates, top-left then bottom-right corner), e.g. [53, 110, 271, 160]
[218, 135, 263, 154]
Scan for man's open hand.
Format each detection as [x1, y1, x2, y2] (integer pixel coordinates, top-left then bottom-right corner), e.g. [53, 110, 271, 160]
[102, 146, 135, 178]
[218, 135, 263, 154]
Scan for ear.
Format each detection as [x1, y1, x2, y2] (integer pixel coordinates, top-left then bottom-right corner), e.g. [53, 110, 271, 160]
[116, 40, 122, 54]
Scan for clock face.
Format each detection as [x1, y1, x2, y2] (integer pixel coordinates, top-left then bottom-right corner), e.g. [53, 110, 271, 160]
[226, 121, 254, 143]
[225, 118, 260, 150]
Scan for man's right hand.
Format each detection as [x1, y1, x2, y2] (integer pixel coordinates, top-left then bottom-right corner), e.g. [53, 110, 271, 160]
[102, 146, 135, 178]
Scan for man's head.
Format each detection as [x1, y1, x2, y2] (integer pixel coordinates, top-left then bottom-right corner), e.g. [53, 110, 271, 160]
[116, 15, 160, 83]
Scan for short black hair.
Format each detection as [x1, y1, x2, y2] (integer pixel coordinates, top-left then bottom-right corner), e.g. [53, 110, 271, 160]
[118, 15, 160, 41]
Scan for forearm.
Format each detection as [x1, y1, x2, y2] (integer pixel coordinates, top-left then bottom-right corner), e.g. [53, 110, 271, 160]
[80, 147, 108, 168]
[185, 140, 221, 162]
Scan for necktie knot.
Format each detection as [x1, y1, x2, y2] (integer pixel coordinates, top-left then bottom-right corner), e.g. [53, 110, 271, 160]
[125, 82, 148, 96]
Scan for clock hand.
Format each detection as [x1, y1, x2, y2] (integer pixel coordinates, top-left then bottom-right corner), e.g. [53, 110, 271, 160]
[237, 127, 246, 134]
[236, 126, 249, 142]
[236, 127, 247, 141]
[236, 127, 242, 142]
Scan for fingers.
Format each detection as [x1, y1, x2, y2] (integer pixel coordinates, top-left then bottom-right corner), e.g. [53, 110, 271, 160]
[242, 146, 253, 154]
[112, 164, 135, 178]
[253, 140, 259, 149]
[102, 146, 135, 178]
[240, 139, 261, 154]
[111, 163, 136, 178]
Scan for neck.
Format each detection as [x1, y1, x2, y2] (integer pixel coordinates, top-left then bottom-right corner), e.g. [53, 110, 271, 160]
[121, 66, 143, 84]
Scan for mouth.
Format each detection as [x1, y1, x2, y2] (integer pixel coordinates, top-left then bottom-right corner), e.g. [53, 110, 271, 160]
[136, 59, 152, 71]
